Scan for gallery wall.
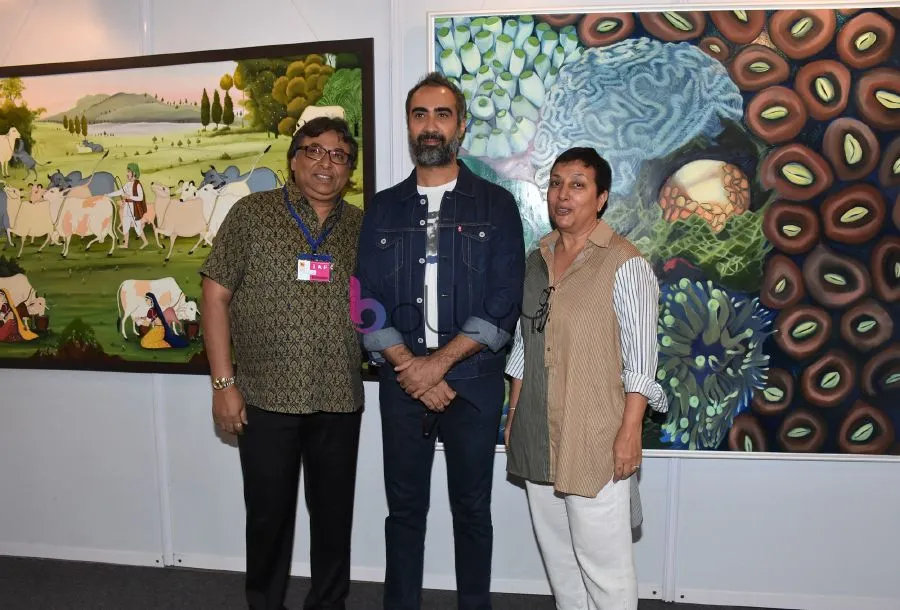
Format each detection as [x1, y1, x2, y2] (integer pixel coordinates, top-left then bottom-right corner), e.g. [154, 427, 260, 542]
[1, 1, 898, 609]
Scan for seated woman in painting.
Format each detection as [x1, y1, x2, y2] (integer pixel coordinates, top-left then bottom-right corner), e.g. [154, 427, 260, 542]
[0, 288, 38, 343]
[139, 292, 188, 349]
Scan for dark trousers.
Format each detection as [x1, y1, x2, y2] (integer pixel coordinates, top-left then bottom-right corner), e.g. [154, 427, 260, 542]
[379, 375, 504, 610]
[238, 405, 362, 610]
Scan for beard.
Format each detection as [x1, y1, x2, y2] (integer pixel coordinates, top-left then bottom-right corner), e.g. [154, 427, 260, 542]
[408, 131, 460, 167]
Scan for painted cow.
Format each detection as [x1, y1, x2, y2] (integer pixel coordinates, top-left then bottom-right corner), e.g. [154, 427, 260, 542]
[47, 169, 116, 197]
[117, 277, 196, 338]
[196, 182, 248, 238]
[43, 187, 117, 257]
[198, 165, 281, 193]
[5, 185, 56, 258]
[154, 190, 212, 261]
[0, 273, 48, 316]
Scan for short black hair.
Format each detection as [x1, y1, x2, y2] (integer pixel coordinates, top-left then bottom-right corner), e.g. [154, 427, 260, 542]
[287, 116, 359, 171]
[551, 148, 612, 218]
[405, 71, 466, 127]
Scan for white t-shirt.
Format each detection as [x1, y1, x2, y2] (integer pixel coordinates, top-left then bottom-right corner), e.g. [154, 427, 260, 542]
[417, 179, 456, 348]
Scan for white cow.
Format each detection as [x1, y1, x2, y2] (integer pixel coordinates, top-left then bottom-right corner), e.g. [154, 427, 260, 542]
[117, 277, 195, 338]
[1, 127, 20, 177]
[5, 185, 56, 258]
[153, 191, 212, 261]
[0, 273, 48, 316]
[43, 188, 117, 257]
[196, 182, 248, 238]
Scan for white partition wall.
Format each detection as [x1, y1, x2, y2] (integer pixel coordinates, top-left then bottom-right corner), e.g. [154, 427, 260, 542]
[1, 1, 899, 609]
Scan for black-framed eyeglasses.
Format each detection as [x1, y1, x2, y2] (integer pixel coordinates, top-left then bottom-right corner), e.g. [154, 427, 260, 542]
[295, 144, 351, 165]
[532, 286, 554, 334]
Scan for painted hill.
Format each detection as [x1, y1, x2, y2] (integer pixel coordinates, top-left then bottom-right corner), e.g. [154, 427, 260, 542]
[45, 92, 201, 123]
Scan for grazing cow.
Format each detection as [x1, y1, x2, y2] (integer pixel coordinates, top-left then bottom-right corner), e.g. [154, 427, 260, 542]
[43, 188, 117, 257]
[1, 127, 20, 177]
[80, 139, 104, 153]
[117, 277, 195, 338]
[198, 164, 281, 193]
[154, 191, 212, 261]
[0, 273, 48, 317]
[5, 185, 55, 258]
[12, 140, 48, 182]
[47, 169, 116, 197]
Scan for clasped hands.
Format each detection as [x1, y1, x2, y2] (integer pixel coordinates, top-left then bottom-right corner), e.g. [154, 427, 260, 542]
[395, 355, 456, 412]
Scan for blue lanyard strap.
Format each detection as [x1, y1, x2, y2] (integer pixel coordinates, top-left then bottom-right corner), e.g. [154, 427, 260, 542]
[283, 185, 342, 253]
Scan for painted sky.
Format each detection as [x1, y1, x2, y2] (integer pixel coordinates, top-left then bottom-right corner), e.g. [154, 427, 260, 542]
[21, 61, 238, 116]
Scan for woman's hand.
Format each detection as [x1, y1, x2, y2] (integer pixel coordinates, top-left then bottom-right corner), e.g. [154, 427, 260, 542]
[504, 408, 516, 449]
[613, 421, 642, 481]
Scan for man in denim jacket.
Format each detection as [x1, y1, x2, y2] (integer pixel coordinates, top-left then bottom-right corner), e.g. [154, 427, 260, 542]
[356, 73, 525, 609]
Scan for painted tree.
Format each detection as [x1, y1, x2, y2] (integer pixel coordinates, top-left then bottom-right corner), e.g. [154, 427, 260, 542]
[211, 90, 222, 128]
[220, 74, 233, 93]
[62, 115, 69, 130]
[81, 114, 88, 137]
[223, 92, 234, 128]
[0, 78, 25, 104]
[200, 88, 210, 130]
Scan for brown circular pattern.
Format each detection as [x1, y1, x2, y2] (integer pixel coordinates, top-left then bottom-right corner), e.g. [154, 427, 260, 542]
[638, 11, 706, 41]
[728, 413, 768, 452]
[729, 45, 791, 92]
[803, 244, 871, 309]
[894, 195, 900, 231]
[884, 8, 900, 20]
[760, 254, 806, 309]
[578, 14, 635, 47]
[769, 10, 837, 59]
[861, 344, 900, 397]
[837, 401, 895, 454]
[774, 305, 832, 360]
[880, 136, 900, 189]
[800, 349, 856, 408]
[762, 201, 820, 254]
[745, 86, 808, 144]
[752, 368, 794, 416]
[709, 10, 766, 44]
[871, 237, 900, 302]
[820, 184, 886, 245]
[836, 12, 895, 70]
[794, 60, 851, 121]
[778, 410, 828, 452]
[536, 14, 580, 27]
[822, 118, 880, 181]
[760, 143, 834, 202]
[839, 299, 893, 352]
[700, 36, 730, 62]
[855, 68, 900, 131]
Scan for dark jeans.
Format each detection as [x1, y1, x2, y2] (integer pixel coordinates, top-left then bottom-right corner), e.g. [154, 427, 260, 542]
[379, 375, 504, 610]
[238, 405, 362, 610]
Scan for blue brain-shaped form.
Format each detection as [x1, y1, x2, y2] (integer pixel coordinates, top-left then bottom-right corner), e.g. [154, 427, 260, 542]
[531, 38, 744, 197]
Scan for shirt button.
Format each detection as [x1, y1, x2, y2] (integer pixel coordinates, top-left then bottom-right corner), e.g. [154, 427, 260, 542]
[417, 338, 424, 344]
[546, 347, 550, 352]
[418, 257, 425, 264]
[419, 219, 426, 226]
[416, 297, 423, 304]
[380, 238, 386, 244]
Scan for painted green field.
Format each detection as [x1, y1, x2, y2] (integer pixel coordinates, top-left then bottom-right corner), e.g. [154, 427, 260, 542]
[1, 120, 365, 366]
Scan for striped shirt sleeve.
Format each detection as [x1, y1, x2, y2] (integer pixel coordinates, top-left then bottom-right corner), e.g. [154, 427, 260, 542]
[504, 319, 524, 380]
[613, 257, 668, 413]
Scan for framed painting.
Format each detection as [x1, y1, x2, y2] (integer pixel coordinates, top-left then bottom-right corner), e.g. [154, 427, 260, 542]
[0, 38, 375, 374]
[429, 8, 899, 454]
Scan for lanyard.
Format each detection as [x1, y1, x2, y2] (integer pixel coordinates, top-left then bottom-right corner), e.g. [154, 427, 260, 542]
[283, 186, 342, 254]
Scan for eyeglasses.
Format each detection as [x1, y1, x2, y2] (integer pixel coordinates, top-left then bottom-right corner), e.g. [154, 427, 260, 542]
[532, 286, 554, 334]
[295, 144, 351, 165]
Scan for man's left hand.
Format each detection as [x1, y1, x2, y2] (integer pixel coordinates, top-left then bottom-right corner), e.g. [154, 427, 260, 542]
[395, 355, 448, 399]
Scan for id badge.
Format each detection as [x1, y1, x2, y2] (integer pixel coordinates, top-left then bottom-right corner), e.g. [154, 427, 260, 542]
[297, 253, 333, 282]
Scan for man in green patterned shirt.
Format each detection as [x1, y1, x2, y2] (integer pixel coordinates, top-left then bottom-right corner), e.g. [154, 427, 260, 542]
[199, 116, 364, 610]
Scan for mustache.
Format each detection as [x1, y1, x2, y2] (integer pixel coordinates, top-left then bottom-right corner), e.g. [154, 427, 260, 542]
[417, 132, 446, 144]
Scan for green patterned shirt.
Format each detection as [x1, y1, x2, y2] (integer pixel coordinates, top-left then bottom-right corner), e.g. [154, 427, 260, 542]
[199, 181, 364, 414]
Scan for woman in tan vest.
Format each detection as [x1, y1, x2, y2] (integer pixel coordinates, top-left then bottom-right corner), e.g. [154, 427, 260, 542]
[504, 148, 667, 610]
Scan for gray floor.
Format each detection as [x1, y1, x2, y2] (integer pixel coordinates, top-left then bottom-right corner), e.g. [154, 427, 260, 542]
[0, 556, 768, 609]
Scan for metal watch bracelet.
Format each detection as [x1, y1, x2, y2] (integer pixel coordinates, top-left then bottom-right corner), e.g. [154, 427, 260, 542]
[211, 376, 236, 390]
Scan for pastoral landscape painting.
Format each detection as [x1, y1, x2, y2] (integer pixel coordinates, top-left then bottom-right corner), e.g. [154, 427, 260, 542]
[430, 9, 899, 453]
[0, 39, 374, 374]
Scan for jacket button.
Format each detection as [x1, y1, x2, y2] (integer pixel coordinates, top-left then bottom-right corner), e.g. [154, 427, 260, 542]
[418, 257, 425, 264]
[419, 219, 426, 226]
[380, 238, 386, 244]
[417, 338, 424, 344]
[416, 297, 423, 304]
[420, 198, 426, 204]
[479, 231, 485, 237]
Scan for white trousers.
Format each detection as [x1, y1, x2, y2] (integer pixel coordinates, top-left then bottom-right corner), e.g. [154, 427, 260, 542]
[525, 479, 637, 610]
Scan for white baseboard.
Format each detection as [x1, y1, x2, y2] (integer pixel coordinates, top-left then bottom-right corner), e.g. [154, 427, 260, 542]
[0, 542, 163, 567]
[677, 588, 900, 610]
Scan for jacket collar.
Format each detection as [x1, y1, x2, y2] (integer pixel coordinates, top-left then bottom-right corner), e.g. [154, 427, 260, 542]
[399, 159, 476, 200]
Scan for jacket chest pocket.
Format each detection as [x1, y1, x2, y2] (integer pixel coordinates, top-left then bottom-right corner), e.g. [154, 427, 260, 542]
[375, 233, 403, 277]
[460, 225, 491, 272]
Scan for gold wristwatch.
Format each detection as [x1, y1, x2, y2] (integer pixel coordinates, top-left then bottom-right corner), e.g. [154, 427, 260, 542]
[211, 375, 236, 390]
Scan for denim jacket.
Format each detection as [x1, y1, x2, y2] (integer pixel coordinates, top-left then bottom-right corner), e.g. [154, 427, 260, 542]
[356, 161, 525, 380]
